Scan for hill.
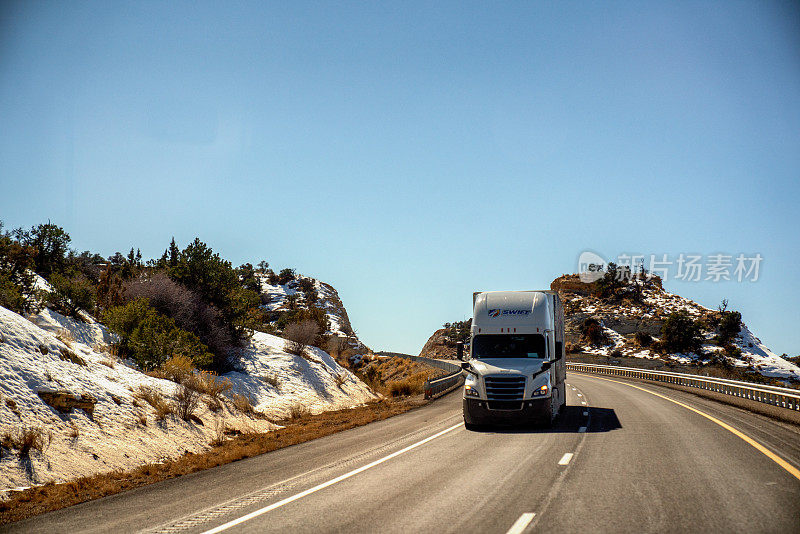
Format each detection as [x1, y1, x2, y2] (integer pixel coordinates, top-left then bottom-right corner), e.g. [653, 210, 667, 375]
[551, 273, 800, 382]
[421, 275, 800, 383]
[0, 292, 374, 493]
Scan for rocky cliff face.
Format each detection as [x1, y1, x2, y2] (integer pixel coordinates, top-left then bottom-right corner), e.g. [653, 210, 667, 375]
[257, 274, 367, 351]
[418, 328, 460, 360]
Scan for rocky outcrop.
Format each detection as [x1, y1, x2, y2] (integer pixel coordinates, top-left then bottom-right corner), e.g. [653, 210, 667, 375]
[418, 329, 460, 360]
[37, 390, 97, 415]
[550, 274, 597, 295]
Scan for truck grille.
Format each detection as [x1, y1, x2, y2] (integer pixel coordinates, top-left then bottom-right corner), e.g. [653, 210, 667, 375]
[484, 376, 526, 404]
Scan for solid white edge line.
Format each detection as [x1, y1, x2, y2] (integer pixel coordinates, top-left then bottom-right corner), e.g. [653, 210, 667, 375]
[558, 453, 574, 466]
[201, 422, 464, 534]
[506, 512, 536, 534]
[578, 426, 587, 433]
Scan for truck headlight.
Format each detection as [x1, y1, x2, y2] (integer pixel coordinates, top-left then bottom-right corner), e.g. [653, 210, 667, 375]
[532, 384, 549, 397]
[464, 384, 481, 398]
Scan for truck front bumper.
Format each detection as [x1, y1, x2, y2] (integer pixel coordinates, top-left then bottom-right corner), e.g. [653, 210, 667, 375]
[463, 397, 551, 426]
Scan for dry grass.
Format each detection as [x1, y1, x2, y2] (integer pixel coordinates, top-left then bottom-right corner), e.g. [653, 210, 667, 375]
[160, 355, 194, 384]
[56, 329, 74, 347]
[136, 413, 147, 427]
[135, 387, 172, 421]
[38, 344, 49, 355]
[5, 398, 20, 415]
[333, 373, 347, 388]
[99, 360, 115, 369]
[287, 403, 310, 420]
[0, 430, 13, 450]
[2, 427, 50, 456]
[355, 357, 441, 396]
[68, 422, 79, 440]
[187, 371, 232, 400]
[0, 398, 424, 525]
[231, 393, 254, 415]
[58, 347, 87, 367]
[386, 374, 427, 397]
[211, 420, 226, 446]
[92, 342, 117, 357]
[260, 373, 280, 390]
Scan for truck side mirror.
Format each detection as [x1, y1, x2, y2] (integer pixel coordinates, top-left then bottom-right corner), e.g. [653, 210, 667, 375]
[461, 361, 470, 370]
[456, 341, 464, 361]
[541, 361, 552, 371]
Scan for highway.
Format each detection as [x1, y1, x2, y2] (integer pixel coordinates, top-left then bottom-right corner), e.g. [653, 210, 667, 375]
[4, 372, 800, 533]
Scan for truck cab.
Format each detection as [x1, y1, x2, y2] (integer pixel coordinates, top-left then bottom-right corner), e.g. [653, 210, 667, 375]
[461, 290, 566, 428]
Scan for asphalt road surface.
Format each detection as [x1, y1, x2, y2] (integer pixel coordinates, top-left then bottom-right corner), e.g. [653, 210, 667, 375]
[5, 372, 800, 533]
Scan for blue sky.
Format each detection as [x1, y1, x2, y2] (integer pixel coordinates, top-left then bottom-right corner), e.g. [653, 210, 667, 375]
[1, 1, 799, 356]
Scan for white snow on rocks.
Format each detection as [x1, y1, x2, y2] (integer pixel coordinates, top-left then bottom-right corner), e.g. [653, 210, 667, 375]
[0, 304, 374, 494]
[226, 331, 376, 418]
[569, 285, 800, 380]
[256, 274, 355, 339]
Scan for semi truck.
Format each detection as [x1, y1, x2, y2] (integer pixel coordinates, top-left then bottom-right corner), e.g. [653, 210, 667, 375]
[459, 290, 566, 429]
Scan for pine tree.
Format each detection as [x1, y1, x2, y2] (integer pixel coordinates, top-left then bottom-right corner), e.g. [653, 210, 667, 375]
[168, 237, 179, 268]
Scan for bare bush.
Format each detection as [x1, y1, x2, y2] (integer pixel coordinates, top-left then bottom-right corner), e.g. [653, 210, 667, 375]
[124, 273, 233, 361]
[326, 336, 350, 359]
[580, 318, 610, 347]
[174, 384, 200, 421]
[284, 320, 320, 356]
[634, 331, 652, 348]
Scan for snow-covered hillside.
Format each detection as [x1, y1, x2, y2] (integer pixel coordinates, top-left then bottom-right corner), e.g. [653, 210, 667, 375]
[553, 275, 800, 381]
[0, 305, 375, 494]
[257, 274, 363, 345]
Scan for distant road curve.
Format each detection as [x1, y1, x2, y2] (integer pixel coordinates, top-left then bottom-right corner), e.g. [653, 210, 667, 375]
[5, 372, 799, 533]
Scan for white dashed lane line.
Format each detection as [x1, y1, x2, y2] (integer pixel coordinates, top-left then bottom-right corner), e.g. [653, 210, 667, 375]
[505, 513, 536, 534]
[558, 453, 574, 466]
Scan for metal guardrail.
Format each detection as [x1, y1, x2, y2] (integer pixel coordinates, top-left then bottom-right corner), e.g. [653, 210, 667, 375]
[379, 352, 464, 399]
[567, 362, 800, 411]
[422, 367, 464, 399]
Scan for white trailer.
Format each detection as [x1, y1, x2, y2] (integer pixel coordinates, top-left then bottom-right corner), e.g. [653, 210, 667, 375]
[459, 290, 566, 428]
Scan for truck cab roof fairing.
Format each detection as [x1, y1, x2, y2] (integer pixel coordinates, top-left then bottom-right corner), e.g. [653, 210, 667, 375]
[472, 291, 553, 335]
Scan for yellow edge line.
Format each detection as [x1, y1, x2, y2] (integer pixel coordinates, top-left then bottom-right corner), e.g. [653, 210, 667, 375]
[576, 372, 800, 482]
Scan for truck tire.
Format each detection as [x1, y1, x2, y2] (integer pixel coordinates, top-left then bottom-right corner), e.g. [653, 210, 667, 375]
[464, 420, 482, 431]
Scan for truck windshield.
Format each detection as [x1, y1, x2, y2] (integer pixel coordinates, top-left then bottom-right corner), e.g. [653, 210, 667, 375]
[472, 334, 546, 359]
